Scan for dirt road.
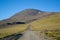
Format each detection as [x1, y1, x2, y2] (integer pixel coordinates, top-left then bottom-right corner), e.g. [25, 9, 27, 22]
[18, 30, 45, 40]
[18, 26, 52, 40]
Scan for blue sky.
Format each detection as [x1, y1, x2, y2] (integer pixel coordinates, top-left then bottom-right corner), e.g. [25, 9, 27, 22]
[0, 0, 60, 20]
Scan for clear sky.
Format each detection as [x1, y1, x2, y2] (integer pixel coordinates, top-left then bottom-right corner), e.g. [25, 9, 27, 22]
[0, 0, 60, 20]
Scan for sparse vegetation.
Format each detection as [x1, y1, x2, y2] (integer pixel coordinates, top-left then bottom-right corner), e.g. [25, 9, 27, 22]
[0, 24, 28, 38]
[30, 13, 60, 30]
[44, 30, 60, 40]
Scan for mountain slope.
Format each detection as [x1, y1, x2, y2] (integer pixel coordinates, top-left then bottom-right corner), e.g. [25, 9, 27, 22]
[0, 9, 52, 25]
[30, 13, 60, 30]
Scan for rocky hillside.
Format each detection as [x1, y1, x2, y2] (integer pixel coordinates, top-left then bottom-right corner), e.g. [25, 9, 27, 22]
[0, 9, 53, 25]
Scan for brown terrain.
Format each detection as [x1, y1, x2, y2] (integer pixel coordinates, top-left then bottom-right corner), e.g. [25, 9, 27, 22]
[0, 9, 52, 25]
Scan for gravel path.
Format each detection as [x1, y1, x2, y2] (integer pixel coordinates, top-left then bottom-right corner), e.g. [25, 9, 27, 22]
[18, 26, 52, 40]
[18, 30, 46, 40]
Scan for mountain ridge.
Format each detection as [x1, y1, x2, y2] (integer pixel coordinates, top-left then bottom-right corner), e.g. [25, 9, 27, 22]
[0, 9, 57, 25]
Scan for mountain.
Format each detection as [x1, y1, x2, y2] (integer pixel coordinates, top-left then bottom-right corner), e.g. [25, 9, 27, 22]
[0, 9, 54, 25]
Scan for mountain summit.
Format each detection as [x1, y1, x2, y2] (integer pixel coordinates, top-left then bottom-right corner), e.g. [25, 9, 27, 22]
[0, 9, 52, 25]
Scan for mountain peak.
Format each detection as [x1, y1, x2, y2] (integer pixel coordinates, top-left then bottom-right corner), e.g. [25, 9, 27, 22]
[16, 8, 43, 16]
[23, 8, 43, 12]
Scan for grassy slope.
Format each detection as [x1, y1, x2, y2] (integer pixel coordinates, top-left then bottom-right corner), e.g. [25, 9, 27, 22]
[30, 13, 60, 30]
[0, 24, 28, 38]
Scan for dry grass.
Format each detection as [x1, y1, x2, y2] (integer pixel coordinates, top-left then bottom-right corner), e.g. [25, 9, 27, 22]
[44, 30, 60, 40]
[0, 24, 28, 38]
[30, 13, 60, 30]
